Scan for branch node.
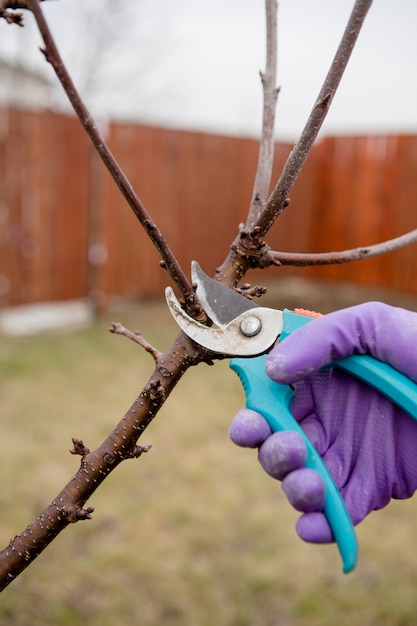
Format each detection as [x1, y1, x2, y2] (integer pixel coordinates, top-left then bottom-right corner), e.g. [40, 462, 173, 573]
[320, 92, 332, 108]
[128, 444, 152, 459]
[102, 451, 116, 465]
[146, 380, 165, 405]
[235, 228, 271, 269]
[235, 284, 268, 299]
[70, 438, 90, 458]
[63, 505, 95, 524]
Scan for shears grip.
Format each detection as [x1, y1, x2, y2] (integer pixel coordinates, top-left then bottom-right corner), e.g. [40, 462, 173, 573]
[230, 308, 417, 574]
[230, 355, 358, 574]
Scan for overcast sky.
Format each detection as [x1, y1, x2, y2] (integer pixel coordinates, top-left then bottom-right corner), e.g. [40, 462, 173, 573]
[1, 0, 417, 139]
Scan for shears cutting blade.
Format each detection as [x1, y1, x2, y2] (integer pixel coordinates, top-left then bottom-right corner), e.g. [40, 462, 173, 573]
[165, 262, 417, 574]
[165, 261, 283, 356]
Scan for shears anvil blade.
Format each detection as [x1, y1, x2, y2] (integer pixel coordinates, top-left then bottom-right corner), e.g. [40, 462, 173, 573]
[165, 286, 283, 357]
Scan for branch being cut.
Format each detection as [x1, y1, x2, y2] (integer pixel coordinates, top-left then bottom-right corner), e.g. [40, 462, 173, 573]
[26, 0, 197, 309]
[266, 228, 417, 267]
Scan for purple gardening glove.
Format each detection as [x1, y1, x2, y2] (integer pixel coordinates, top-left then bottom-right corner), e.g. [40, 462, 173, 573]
[229, 302, 417, 543]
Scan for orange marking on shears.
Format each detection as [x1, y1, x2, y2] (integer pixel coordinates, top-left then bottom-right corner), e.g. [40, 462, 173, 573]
[293, 308, 323, 319]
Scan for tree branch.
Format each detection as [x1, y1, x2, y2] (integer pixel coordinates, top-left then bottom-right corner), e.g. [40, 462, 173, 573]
[0, 330, 207, 590]
[246, 0, 279, 228]
[266, 228, 417, 267]
[3, 0, 408, 592]
[0, 0, 217, 589]
[26, 0, 197, 308]
[109, 322, 162, 362]
[216, 0, 374, 285]
[256, 0, 374, 236]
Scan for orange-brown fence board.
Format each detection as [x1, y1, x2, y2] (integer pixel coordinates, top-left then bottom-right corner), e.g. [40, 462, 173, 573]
[1, 106, 417, 309]
[100, 124, 264, 302]
[305, 135, 417, 293]
[0, 108, 91, 307]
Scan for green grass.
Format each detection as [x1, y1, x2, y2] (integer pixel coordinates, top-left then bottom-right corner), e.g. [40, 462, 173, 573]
[1, 289, 417, 625]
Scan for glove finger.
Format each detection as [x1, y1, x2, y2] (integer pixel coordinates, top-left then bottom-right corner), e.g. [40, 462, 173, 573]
[229, 408, 272, 448]
[295, 512, 334, 544]
[258, 431, 307, 480]
[281, 468, 326, 513]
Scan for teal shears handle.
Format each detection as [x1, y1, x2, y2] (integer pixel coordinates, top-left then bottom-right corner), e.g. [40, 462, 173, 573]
[230, 309, 417, 574]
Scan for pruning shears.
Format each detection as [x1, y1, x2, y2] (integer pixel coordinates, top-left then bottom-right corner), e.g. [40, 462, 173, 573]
[165, 261, 417, 573]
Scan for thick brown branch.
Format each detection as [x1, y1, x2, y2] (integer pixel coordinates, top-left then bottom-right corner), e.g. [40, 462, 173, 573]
[0, 330, 208, 590]
[26, 0, 195, 306]
[0, 0, 224, 591]
[247, 0, 279, 228]
[266, 228, 417, 267]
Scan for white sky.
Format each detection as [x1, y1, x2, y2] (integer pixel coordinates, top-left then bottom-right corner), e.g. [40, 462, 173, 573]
[1, 0, 417, 140]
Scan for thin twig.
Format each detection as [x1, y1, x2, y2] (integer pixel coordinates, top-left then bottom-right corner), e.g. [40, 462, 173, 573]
[109, 322, 162, 362]
[266, 228, 417, 267]
[247, 0, 279, 228]
[256, 0, 374, 236]
[26, 0, 196, 306]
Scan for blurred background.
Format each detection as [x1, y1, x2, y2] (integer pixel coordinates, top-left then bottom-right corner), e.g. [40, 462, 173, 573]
[1, 0, 417, 315]
[1, 2, 417, 624]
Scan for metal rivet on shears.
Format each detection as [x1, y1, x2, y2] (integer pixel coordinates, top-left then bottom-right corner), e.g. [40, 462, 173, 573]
[239, 315, 262, 337]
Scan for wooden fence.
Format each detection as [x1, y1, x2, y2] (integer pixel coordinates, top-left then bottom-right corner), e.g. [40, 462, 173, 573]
[1, 106, 417, 309]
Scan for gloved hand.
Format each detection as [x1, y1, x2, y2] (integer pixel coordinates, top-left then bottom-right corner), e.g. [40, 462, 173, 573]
[229, 302, 417, 543]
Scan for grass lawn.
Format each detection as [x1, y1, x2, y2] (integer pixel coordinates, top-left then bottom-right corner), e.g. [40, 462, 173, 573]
[1, 280, 417, 625]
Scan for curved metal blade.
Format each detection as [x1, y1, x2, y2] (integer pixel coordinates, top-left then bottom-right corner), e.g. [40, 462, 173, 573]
[191, 261, 257, 327]
[165, 286, 283, 357]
